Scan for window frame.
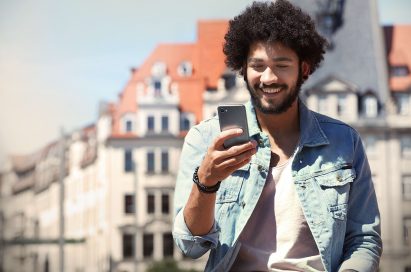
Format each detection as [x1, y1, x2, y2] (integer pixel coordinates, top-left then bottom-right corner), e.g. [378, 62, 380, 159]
[122, 233, 135, 259]
[161, 192, 170, 215]
[147, 192, 155, 215]
[124, 150, 133, 172]
[161, 151, 169, 173]
[147, 151, 155, 174]
[124, 194, 135, 214]
[162, 232, 174, 257]
[161, 116, 169, 132]
[147, 116, 155, 132]
[143, 233, 154, 258]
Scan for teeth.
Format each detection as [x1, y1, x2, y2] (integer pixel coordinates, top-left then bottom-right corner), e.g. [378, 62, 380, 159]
[261, 88, 282, 94]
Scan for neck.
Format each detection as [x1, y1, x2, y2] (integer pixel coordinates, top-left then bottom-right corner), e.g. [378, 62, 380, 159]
[255, 99, 300, 166]
[255, 99, 300, 139]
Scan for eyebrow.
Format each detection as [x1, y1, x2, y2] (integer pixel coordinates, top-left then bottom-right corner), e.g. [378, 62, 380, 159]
[248, 57, 293, 63]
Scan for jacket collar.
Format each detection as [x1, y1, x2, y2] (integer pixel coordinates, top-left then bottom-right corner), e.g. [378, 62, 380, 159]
[244, 99, 329, 147]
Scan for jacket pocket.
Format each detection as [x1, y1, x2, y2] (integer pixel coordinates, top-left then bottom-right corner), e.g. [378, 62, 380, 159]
[314, 165, 356, 187]
[313, 165, 356, 218]
[215, 164, 250, 204]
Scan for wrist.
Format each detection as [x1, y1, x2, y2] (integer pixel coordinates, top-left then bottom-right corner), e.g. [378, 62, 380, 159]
[193, 167, 221, 194]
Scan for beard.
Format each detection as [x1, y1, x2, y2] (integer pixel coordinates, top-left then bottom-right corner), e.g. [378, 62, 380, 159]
[246, 66, 304, 114]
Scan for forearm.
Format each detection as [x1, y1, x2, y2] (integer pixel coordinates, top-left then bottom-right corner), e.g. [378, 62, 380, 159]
[183, 183, 216, 235]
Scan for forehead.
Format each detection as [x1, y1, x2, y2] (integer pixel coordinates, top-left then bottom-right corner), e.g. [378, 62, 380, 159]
[247, 41, 298, 61]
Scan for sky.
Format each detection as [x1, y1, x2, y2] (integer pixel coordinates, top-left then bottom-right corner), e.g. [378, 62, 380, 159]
[0, 0, 410, 165]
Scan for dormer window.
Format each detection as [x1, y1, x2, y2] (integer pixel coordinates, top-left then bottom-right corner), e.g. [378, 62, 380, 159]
[121, 113, 135, 133]
[337, 94, 347, 116]
[363, 95, 378, 118]
[151, 62, 167, 78]
[398, 94, 410, 115]
[154, 80, 162, 97]
[125, 120, 133, 132]
[177, 61, 192, 77]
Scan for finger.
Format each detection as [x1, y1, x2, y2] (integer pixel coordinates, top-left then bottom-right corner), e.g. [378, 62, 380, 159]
[222, 140, 257, 158]
[217, 147, 256, 169]
[225, 156, 252, 173]
[211, 140, 256, 165]
[213, 128, 244, 149]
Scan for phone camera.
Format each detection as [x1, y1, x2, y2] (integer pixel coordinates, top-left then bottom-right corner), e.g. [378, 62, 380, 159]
[220, 108, 227, 113]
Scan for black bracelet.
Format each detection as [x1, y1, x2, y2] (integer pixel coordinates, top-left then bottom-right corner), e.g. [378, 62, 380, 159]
[192, 166, 221, 194]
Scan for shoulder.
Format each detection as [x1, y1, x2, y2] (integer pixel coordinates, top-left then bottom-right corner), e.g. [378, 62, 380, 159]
[314, 111, 358, 133]
[311, 110, 362, 144]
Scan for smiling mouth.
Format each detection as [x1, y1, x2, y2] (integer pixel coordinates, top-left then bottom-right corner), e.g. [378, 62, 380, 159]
[260, 87, 283, 94]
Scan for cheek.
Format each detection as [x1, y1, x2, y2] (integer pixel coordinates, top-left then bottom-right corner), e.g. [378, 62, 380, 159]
[246, 69, 261, 86]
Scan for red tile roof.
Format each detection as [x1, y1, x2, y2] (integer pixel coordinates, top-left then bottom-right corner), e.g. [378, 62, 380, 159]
[384, 25, 411, 92]
[111, 20, 229, 136]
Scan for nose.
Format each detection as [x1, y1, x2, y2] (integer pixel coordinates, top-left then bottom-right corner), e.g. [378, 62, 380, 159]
[260, 67, 278, 85]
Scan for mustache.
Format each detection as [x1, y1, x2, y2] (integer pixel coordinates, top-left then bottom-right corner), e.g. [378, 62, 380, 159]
[257, 83, 288, 89]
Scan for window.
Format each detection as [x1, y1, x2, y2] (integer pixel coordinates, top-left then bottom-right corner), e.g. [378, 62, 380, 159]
[318, 95, 328, 113]
[143, 233, 154, 258]
[147, 192, 155, 214]
[147, 151, 155, 173]
[147, 116, 155, 132]
[390, 65, 409, 77]
[180, 116, 191, 131]
[401, 137, 411, 158]
[177, 61, 193, 77]
[161, 193, 170, 214]
[154, 80, 162, 96]
[163, 233, 174, 257]
[124, 150, 133, 172]
[161, 116, 169, 132]
[403, 176, 411, 201]
[404, 217, 411, 246]
[124, 194, 135, 214]
[364, 96, 378, 118]
[398, 94, 410, 115]
[125, 120, 133, 132]
[161, 151, 169, 173]
[122, 233, 135, 258]
[337, 94, 347, 116]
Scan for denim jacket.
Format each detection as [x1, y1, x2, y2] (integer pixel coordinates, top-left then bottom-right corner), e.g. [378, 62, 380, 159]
[173, 100, 382, 272]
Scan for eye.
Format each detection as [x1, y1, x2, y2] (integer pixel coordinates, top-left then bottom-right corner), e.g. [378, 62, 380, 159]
[276, 65, 289, 69]
[249, 64, 266, 72]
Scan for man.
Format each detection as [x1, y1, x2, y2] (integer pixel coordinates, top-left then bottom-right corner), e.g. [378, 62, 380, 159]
[173, 1, 382, 271]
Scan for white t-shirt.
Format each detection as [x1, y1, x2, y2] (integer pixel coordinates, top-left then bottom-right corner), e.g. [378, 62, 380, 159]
[230, 156, 325, 272]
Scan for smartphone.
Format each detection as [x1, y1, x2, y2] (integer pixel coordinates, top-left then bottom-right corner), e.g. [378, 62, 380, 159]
[217, 104, 250, 149]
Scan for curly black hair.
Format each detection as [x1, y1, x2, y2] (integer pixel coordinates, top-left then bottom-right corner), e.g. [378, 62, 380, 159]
[223, 0, 327, 76]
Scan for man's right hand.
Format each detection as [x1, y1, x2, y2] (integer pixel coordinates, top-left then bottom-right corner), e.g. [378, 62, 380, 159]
[197, 128, 257, 186]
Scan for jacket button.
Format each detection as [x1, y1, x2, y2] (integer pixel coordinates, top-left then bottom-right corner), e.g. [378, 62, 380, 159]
[258, 165, 263, 172]
[258, 139, 264, 147]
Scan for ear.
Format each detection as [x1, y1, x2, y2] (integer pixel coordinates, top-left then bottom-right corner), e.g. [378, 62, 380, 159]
[301, 61, 310, 77]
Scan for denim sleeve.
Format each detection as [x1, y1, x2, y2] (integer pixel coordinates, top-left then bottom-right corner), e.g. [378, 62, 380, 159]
[338, 130, 383, 272]
[172, 121, 220, 259]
